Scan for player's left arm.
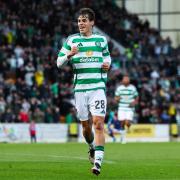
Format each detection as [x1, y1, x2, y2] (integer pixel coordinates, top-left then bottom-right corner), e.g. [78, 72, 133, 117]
[129, 96, 139, 107]
[129, 87, 139, 107]
[102, 38, 111, 72]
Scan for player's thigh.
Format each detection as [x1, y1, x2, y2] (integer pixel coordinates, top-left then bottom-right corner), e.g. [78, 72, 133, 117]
[126, 111, 134, 121]
[118, 110, 134, 121]
[118, 110, 127, 121]
[88, 89, 107, 117]
[74, 92, 89, 121]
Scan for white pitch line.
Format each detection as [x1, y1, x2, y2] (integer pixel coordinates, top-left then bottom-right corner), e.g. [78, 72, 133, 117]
[0, 153, 116, 164]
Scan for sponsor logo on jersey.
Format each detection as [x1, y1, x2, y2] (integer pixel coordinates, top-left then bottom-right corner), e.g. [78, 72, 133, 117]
[80, 57, 99, 63]
[86, 50, 93, 57]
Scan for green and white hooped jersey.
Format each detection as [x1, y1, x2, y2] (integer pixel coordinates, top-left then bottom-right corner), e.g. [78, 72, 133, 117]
[115, 84, 138, 111]
[58, 33, 111, 92]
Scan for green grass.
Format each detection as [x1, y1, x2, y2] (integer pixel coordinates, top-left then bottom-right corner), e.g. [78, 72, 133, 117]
[0, 142, 180, 180]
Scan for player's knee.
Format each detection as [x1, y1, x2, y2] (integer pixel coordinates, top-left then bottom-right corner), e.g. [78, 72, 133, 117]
[94, 120, 104, 132]
[127, 123, 131, 127]
[125, 120, 131, 127]
[120, 121, 125, 128]
[82, 123, 91, 134]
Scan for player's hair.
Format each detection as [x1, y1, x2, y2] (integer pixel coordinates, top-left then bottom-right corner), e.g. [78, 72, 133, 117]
[123, 74, 129, 78]
[121, 74, 130, 81]
[78, 8, 95, 21]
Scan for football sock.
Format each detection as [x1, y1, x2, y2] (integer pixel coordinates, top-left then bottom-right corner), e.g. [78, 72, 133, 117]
[120, 128, 126, 142]
[94, 146, 104, 167]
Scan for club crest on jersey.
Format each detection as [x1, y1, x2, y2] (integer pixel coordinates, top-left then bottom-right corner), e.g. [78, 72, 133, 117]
[86, 50, 93, 57]
[95, 41, 101, 47]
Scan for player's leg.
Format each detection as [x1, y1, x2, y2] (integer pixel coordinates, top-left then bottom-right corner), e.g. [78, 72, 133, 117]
[121, 111, 134, 144]
[125, 111, 134, 132]
[120, 120, 127, 144]
[75, 92, 95, 163]
[88, 89, 107, 175]
[125, 120, 131, 132]
[81, 120, 95, 164]
[81, 120, 94, 147]
[92, 115, 105, 175]
[118, 110, 127, 143]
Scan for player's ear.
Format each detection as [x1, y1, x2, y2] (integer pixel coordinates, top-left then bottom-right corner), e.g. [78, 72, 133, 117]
[91, 20, 94, 26]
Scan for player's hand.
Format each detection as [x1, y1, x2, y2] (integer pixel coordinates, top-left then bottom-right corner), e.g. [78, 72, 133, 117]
[67, 46, 78, 59]
[129, 101, 136, 107]
[102, 62, 110, 72]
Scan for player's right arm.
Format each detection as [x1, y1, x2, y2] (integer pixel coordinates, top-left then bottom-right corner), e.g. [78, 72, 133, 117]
[102, 37, 111, 72]
[114, 96, 121, 102]
[57, 38, 78, 68]
[114, 86, 121, 102]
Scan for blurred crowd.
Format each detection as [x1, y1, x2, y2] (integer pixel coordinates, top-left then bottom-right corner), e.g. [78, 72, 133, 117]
[0, 0, 179, 124]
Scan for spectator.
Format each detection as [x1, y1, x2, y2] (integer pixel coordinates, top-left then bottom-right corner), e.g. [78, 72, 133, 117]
[0, 0, 179, 124]
[29, 120, 37, 143]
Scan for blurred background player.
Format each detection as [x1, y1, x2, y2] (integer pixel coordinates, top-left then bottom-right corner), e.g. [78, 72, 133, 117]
[57, 8, 111, 175]
[107, 111, 121, 142]
[29, 120, 37, 143]
[115, 75, 139, 144]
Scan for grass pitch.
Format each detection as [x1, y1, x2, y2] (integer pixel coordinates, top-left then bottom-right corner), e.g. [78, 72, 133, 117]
[0, 142, 179, 180]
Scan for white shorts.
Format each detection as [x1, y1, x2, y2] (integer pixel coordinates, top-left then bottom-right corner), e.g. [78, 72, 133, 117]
[118, 110, 134, 121]
[74, 89, 107, 121]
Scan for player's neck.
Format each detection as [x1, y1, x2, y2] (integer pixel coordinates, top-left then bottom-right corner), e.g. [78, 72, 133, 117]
[81, 30, 93, 37]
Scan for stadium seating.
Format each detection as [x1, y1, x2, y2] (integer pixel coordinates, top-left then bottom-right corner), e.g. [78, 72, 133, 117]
[0, 0, 179, 123]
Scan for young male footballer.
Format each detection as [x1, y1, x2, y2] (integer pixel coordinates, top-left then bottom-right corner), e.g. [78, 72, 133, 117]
[57, 8, 111, 175]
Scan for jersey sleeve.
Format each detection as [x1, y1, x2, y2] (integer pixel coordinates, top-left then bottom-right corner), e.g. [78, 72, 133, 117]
[133, 86, 138, 98]
[57, 38, 72, 68]
[58, 39, 71, 57]
[102, 38, 111, 65]
[115, 87, 121, 97]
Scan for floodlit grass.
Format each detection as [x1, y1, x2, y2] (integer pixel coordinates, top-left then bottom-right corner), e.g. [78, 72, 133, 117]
[0, 142, 179, 180]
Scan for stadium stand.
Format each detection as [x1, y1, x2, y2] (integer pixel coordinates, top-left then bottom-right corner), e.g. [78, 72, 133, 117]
[0, 0, 179, 123]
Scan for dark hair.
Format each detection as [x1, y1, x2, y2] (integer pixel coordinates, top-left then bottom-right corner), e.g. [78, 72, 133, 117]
[78, 8, 95, 21]
[123, 74, 129, 78]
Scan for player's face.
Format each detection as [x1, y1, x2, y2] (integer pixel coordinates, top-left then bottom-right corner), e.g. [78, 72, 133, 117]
[78, 15, 94, 36]
[122, 76, 130, 86]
